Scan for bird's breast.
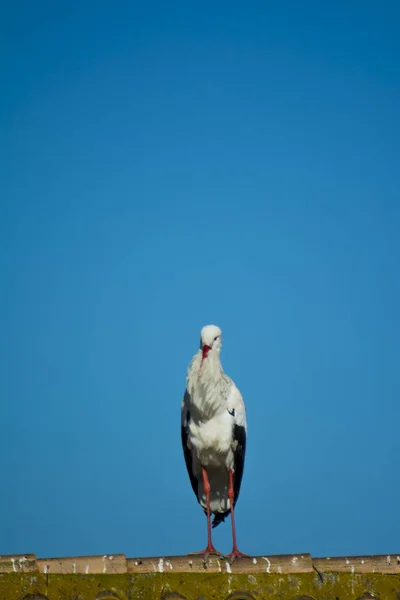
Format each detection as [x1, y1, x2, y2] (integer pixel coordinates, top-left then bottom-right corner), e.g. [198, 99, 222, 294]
[189, 411, 232, 457]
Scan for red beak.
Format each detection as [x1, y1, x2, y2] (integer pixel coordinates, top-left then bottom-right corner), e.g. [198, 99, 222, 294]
[202, 344, 211, 359]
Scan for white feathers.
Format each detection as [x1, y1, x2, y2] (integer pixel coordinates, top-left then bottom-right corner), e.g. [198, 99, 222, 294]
[189, 410, 234, 463]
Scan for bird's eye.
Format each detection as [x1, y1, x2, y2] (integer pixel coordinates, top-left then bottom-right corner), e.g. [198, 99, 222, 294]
[214, 336, 219, 341]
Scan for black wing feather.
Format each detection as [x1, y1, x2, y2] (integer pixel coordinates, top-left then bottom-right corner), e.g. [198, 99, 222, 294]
[232, 423, 246, 503]
[181, 404, 199, 500]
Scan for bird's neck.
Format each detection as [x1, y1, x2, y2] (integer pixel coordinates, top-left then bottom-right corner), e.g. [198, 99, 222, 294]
[188, 350, 222, 381]
[186, 351, 225, 416]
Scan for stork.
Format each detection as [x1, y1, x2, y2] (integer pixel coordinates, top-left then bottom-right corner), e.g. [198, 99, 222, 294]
[181, 325, 248, 560]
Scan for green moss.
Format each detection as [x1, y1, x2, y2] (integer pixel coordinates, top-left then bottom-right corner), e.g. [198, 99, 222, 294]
[0, 571, 399, 600]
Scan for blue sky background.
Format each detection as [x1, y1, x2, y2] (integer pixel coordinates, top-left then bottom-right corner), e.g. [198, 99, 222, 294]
[1, 0, 399, 559]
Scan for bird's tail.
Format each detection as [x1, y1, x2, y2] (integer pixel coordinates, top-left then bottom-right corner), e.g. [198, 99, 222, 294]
[211, 509, 231, 528]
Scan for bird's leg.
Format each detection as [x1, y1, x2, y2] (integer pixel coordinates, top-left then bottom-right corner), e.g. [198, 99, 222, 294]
[201, 467, 219, 554]
[225, 468, 249, 562]
[189, 467, 221, 557]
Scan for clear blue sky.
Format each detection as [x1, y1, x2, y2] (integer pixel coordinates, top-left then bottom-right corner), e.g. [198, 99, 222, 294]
[1, 0, 399, 559]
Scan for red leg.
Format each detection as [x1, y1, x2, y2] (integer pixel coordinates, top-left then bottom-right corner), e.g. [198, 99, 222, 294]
[189, 467, 221, 556]
[225, 468, 249, 561]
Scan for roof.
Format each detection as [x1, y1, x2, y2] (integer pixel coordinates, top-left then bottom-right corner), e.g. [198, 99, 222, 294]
[1, 552, 399, 600]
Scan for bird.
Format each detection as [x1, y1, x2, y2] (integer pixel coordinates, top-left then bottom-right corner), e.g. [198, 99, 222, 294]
[181, 324, 248, 560]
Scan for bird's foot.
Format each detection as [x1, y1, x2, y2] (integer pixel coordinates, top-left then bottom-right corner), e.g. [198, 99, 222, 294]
[189, 545, 223, 561]
[224, 549, 250, 564]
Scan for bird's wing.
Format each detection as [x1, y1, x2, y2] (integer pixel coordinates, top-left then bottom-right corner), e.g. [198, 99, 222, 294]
[181, 389, 199, 499]
[226, 383, 247, 506]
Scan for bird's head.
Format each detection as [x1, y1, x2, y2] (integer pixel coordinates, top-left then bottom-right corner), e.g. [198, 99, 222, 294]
[199, 325, 222, 359]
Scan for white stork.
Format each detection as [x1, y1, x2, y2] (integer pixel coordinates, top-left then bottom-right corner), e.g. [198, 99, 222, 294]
[181, 325, 248, 559]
